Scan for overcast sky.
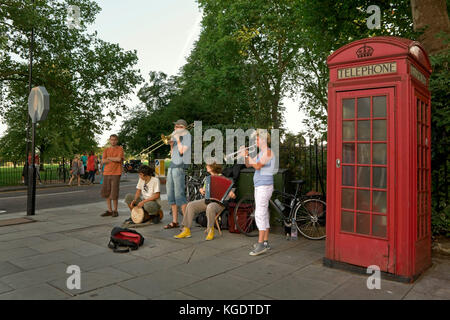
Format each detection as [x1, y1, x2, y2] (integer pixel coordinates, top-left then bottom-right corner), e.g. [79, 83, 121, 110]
[0, 0, 305, 145]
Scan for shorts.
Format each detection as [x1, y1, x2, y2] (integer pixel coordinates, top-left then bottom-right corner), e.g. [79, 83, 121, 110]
[101, 175, 121, 200]
[166, 167, 187, 206]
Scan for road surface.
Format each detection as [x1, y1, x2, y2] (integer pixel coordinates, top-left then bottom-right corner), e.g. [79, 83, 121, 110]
[0, 173, 166, 215]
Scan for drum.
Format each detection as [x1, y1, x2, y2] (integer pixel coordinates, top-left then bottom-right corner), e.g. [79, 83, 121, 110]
[131, 207, 150, 224]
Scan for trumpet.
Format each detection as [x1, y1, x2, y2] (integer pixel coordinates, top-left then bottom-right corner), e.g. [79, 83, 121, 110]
[224, 144, 257, 162]
[138, 123, 194, 156]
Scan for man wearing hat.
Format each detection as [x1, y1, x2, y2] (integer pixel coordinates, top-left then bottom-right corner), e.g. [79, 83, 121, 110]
[164, 119, 192, 229]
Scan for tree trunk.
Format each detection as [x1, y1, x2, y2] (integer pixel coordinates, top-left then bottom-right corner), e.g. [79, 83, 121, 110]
[411, 0, 450, 55]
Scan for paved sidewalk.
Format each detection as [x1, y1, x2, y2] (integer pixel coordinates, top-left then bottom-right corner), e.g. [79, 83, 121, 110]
[0, 199, 448, 300]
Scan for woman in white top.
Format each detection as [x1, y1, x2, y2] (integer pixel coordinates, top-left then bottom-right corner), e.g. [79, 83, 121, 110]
[242, 129, 275, 256]
[124, 165, 162, 220]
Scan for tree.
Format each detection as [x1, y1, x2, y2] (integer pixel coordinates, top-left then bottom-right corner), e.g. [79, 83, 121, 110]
[410, 0, 449, 235]
[411, 0, 450, 55]
[197, 0, 306, 129]
[287, 0, 419, 136]
[0, 0, 143, 161]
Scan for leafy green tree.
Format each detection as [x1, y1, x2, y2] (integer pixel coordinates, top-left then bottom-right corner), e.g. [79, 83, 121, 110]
[197, 0, 306, 129]
[0, 0, 143, 161]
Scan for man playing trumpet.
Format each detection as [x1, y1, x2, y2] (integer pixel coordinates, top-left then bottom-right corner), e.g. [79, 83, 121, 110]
[164, 119, 192, 229]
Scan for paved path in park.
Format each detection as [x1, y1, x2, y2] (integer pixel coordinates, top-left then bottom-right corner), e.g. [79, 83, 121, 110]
[0, 197, 448, 300]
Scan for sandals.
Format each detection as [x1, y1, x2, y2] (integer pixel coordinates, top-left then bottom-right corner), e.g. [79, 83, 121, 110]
[101, 211, 113, 217]
[164, 222, 179, 229]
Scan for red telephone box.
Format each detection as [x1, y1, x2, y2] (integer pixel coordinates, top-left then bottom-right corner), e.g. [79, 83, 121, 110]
[324, 37, 432, 282]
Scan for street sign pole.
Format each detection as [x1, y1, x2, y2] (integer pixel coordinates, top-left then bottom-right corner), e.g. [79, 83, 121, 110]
[26, 86, 49, 216]
[25, 0, 35, 194]
[27, 122, 37, 216]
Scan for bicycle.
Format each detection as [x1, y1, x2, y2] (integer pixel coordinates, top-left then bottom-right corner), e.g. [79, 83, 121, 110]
[185, 170, 206, 202]
[233, 180, 326, 240]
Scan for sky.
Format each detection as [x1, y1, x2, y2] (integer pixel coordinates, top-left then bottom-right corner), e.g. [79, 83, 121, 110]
[0, 0, 306, 145]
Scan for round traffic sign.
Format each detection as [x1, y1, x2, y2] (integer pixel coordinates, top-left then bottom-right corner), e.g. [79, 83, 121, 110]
[28, 86, 49, 123]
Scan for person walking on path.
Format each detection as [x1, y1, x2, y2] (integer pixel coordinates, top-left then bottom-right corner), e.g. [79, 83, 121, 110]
[100, 134, 124, 218]
[21, 152, 42, 185]
[68, 155, 82, 187]
[80, 153, 88, 179]
[241, 129, 275, 256]
[163, 119, 191, 229]
[87, 151, 97, 184]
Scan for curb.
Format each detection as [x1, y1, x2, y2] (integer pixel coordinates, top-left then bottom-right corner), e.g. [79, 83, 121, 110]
[0, 183, 70, 193]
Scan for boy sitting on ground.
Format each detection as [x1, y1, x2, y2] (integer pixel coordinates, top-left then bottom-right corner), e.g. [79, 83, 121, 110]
[124, 165, 163, 226]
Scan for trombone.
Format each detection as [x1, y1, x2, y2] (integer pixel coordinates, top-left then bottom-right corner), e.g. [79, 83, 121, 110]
[138, 123, 194, 157]
[224, 144, 257, 162]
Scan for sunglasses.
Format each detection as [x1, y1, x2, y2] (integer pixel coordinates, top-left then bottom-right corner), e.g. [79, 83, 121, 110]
[143, 182, 148, 192]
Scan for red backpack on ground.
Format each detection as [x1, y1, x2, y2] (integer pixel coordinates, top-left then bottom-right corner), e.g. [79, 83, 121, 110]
[108, 227, 144, 253]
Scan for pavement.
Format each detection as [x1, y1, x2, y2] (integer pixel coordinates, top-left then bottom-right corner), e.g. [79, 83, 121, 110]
[0, 195, 449, 300]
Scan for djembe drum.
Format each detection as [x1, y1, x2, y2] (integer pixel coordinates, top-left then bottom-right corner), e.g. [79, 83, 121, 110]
[131, 207, 151, 224]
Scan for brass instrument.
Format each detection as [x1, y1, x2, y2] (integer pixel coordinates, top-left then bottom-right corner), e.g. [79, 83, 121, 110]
[224, 144, 257, 162]
[138, 123, 194, 157]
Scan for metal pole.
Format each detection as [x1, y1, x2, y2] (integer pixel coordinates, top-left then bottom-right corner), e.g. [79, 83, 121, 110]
[445, 155, 448, 203]
[304, 145, 307, 190]
[26, 0, 35, 216]
[321, 139, 324, 191]
[27, 123, 36, 216]
[315, 139, 319, 192]
[309, 138, 312, 191]
[63, 157, 66, 183]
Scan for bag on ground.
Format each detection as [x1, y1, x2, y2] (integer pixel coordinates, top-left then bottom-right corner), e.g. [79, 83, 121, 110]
[219, 210, 229, 230]
[108, 227, 144, 253]
[195, 211, 208, 227]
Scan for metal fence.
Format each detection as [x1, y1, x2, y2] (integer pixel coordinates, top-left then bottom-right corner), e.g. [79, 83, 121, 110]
[279, 139, 327, 197]
[0, 158, 71, 187]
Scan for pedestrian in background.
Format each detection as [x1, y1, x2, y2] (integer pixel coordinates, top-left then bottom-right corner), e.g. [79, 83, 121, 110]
[68, 155, 82, 187]
[22, 152, 42, 185]
[80, 153, 88, 179]
[87, 151, 97, 184]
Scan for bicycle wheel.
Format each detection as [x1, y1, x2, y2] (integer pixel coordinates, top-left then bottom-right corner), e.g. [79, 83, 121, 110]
[186, 183, 197, 202]
[234, 194, 258, 237]
[294, 198, 326, 240]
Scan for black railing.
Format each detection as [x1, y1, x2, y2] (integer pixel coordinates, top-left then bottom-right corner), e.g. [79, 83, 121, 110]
[0, 159, 71, 187]
[280, 139, 327, 197]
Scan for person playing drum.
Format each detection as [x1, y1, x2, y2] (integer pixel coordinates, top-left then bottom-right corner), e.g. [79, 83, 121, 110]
[124, 165, 163, 224]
